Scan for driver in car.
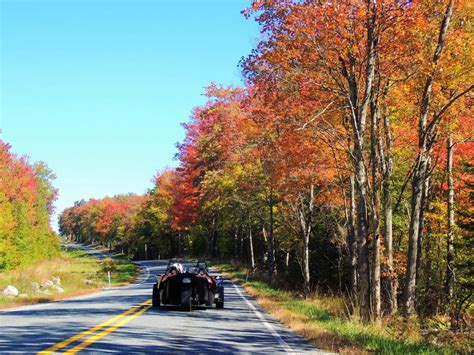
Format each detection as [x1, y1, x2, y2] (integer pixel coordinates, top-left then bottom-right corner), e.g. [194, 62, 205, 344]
[170, 262, 184, 273]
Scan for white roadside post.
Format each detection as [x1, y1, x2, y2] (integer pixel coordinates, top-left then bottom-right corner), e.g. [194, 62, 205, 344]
[107, 271, 111, 289]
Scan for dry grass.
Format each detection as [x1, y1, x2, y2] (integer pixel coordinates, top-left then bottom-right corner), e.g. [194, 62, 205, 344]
[214, 263, 464, 354]
[0, 246, 137, 309]
[243, 283, 370, 354]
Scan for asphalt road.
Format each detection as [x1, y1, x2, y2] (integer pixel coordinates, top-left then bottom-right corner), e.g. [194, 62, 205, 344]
[0, 245, 323, 354]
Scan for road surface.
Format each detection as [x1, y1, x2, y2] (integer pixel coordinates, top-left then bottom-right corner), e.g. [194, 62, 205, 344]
[0, 245, 323, 353]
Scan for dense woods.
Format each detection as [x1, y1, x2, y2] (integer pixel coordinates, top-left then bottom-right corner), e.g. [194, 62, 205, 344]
[59, 0, 472, 330]
[0, 141, 59, 270]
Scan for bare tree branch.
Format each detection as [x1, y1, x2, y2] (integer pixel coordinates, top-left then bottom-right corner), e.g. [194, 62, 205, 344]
[297, 101, 335, 130]
[435, 84, 474, 120]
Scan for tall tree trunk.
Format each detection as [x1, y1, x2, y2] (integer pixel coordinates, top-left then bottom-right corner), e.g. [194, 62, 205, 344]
[240, 229, 245, 262]
[207, 218, 217, 258]
[404, 0, 454, 316]
[405, 153, 430, 315]
[415, 168, 430, 311]
[337, 245, 343, 291]
[248, 219, 255, 269]
[380, 110, 397, 314]
[302, 227, 311, 297]
[423, 222, 433, 310]
[355, 149, 372, 322]
[445, 134, 455, 299]
[213, 228, 218, 257]
[301, 184, 314, 297]
[268, 192, 277, 276]
[370, 98, 381, 321]
[349, 174, 358, 296]
[339, 0, 377, 322]
[234, 228, 239, 260]
[355, 0, 377, 322]
[178, 230, 182, 257]
[262, 225, 269, 265]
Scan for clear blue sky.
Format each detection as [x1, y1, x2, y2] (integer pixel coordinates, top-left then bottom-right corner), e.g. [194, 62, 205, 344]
[0, 0, 259, 230]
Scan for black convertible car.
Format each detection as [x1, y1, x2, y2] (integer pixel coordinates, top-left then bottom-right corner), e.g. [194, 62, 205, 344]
[152, 260, 224, 311]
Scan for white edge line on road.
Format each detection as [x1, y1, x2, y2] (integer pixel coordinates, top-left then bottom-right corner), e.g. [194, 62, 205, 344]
[231, 281, 294, 354]
[115, 263, 151, 289]
[132, 264, 151, 286]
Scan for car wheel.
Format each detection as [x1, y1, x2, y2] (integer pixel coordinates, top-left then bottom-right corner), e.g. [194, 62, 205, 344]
[185, 296, 192, 312]
[181, 287, 192, 312]
[207, 290, 214, 307]
[152, 284, 160, 307]
[216, 288, 224, 309]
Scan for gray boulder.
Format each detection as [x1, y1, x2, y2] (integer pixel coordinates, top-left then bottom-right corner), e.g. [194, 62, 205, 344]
[3, 285, 19, 297]
[43, 280, 54, 287]
[52, 285, 64, 293]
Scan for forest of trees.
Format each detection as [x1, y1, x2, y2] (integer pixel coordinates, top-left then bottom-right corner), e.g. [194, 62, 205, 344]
[0, 141, 59, 270]
[59, 0, 472, 327]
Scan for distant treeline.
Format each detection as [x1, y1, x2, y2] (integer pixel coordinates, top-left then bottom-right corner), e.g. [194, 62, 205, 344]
[0, 140, 59, 270]
[59, 171, 189, 260]
[59, 194, 154, 257]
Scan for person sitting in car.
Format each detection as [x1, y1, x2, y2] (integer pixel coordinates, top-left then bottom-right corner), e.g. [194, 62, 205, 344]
[170, 262, 184, 274]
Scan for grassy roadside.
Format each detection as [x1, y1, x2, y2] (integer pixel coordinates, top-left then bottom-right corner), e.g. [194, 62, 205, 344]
[213, 262, 468, 354]
[0, 246, 137, 309]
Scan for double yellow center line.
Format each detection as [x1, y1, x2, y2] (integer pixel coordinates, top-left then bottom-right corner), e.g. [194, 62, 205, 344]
[38, 299, 152, 354]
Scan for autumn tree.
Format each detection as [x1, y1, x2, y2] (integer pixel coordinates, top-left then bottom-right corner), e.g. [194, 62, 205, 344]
[0, 140, 59, 270]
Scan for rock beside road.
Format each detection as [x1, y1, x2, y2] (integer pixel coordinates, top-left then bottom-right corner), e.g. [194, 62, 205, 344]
[43, 280, 54, 287]
[1, 279, 65, 299]
[52, 285, 65, 293]
[38, 277, 65, 294]
[25, 277, 66, 296]
[51, 276, 61, 286]
[2, 286, 19, 297]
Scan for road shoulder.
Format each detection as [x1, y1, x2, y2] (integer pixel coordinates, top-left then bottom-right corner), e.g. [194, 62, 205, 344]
[0, 243, 138, 311]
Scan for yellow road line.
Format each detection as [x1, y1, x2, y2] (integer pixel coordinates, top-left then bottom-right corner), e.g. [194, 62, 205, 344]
[64, 304, 152, 354]
[37, 299, 151, 354]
